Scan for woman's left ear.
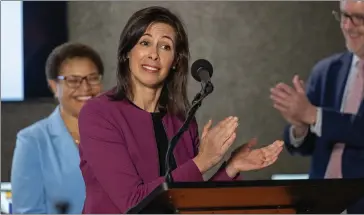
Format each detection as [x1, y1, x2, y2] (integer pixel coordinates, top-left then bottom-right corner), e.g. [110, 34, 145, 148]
[172, 61, 178, 71]
[172, 56, 179, 71]
[122, 52, 130, 62]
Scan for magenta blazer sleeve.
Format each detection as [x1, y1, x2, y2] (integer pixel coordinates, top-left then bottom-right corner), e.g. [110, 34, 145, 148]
[79, 97, 240, 213]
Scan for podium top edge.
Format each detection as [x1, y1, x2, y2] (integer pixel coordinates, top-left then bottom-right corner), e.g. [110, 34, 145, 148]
[159, 178, 364, 189]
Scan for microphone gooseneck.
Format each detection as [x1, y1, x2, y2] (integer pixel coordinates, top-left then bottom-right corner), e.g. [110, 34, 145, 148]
[164, 59, 214, 183]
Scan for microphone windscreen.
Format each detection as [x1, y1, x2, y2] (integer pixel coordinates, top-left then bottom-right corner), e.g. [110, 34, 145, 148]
[191, 59, 213, 82]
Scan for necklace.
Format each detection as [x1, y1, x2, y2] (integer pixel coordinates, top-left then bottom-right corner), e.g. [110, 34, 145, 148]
[69, 131, 80, 145]
[59, 110, 80, 146]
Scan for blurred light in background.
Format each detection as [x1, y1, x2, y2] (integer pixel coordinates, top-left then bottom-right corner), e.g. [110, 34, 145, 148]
[271, 174, 309, 180]
[1, 1, 68, 102]
[1, 183, 12, 214]
[1, 1, 24, 102]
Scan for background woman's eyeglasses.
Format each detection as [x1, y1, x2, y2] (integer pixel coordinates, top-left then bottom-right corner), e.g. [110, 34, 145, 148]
[57, 74, 102, 89]
[332, 10, 364, 26]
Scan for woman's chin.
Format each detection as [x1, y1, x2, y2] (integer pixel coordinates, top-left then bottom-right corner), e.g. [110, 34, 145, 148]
[139, 79, 164, 89]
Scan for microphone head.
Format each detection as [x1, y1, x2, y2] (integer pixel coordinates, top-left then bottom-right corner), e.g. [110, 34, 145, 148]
[55, 201, 70, 214]
[191, 59, 213, 82]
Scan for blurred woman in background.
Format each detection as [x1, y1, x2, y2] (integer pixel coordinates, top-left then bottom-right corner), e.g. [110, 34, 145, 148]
[11, 42, 104, 214]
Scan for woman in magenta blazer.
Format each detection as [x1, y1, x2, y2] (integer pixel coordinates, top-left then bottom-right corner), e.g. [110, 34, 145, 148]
[78, 6, 283, 214]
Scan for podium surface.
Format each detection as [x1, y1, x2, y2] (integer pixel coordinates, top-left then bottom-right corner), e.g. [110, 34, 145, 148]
[126, 178, 364, 214]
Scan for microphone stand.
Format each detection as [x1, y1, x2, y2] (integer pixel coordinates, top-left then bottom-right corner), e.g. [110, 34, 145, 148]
[164, 81, 214, 183]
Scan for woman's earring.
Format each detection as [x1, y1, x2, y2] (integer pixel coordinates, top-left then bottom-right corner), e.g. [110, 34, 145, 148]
[122, 55, 129, 62]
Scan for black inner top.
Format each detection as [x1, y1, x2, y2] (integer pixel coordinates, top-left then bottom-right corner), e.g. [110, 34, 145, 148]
[127, 99, 177, 176]
[151, 111, 177, 176]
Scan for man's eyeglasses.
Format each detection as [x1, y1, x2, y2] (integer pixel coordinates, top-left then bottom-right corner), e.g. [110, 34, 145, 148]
[57, 74, 102, 89]
[332, 10, 364, 26]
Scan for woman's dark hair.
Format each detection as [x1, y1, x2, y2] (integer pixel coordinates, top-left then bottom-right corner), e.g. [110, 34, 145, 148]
[110, 6, 190, 118]
[45, 42, 104, 80]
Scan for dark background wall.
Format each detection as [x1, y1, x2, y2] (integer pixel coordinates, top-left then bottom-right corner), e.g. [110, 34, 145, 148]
[1, 1, 345, 181]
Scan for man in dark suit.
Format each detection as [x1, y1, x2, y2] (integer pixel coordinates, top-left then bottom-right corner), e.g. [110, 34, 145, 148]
[270, 0, 364, 213]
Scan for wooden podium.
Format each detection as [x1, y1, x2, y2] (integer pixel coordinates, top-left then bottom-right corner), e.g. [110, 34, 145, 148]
[126, 178, 364, 214]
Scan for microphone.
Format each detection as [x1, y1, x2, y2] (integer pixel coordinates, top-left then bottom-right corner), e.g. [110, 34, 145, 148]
[164, 59, 215, 183]
[55, 201, 69, 214]
[191, 59, 214, 94]
[191, 59, 213, 83]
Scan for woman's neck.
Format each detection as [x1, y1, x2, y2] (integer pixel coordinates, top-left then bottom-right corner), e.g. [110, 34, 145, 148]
[60, 107, 80, 141]
[132, 84, 163, 113]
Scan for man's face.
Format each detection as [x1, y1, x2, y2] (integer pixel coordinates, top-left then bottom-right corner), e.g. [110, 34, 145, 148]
[340, 0, 364, 58]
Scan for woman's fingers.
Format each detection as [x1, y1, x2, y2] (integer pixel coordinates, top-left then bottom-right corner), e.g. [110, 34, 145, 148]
[218, 116, 238, 134]
[252, 152, 278, 169]
[262, 140, 283, 154]
[201, 119, 212, 139]
[217, 116, 235, 128]
[269, 140, 284, 149]
[202, 116, 236, 142]
[209, 116, 238, 143]
[262, 142, 283, 161]
[220, 132, 236, 153]
[263, 156, 279, 167]
[264, 147, 283, 161]
[224, 119, 239, 140]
